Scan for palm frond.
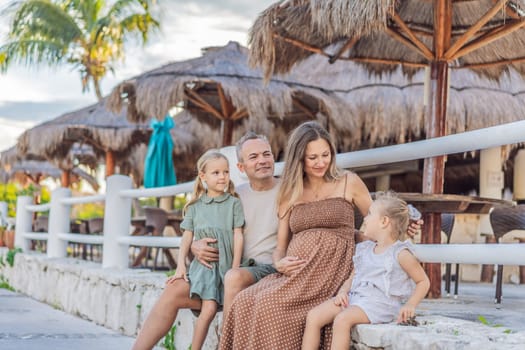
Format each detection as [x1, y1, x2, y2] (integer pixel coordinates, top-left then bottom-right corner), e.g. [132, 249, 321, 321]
[0, 39, 67, 71]
[119, 13, 160, 42]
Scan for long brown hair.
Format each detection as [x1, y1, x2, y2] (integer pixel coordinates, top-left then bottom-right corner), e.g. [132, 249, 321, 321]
[277, 121, 342, 213]
[184, 150, 237, 214]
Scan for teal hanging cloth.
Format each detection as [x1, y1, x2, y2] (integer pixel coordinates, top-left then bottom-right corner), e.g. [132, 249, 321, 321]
[144, 115, 177, 188]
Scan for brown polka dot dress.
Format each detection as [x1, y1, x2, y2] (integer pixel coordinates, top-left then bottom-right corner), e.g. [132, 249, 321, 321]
[220, 197, 355, 350]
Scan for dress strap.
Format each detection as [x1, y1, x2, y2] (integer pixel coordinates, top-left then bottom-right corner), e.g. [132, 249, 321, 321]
[343, 173, 348, 201]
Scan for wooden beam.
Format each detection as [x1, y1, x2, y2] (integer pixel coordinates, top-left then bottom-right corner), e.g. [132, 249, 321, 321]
[445, 0, 509, 59]
[493, 0, 521, 19]
[185, 94, 224, 119]
[434, 0, 453, 58]
[340, 56, 428, 68]
[386, 26, 434, 61]
[389, 12, 434, 60]
[184, 88, 225, 120]
[230, 108, 248, 121]
[273, 33, 331, 58]
[216, 83, 235, 118]
[291, 98, 316, 119]
[329, 36, 359, 64]
[451, 19, 525, 60]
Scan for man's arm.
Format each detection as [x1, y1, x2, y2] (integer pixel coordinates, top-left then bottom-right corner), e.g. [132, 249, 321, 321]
[190, 238, 219, 269]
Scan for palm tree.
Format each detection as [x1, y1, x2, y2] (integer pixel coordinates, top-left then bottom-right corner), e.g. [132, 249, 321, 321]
[0, 0, 160, 101]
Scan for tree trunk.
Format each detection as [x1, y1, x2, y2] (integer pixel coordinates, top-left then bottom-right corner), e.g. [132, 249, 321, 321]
[93, 78, 103, 102]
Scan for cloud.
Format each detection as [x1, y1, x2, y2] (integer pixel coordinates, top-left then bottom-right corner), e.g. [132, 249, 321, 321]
[0, 0, 276, 151]
[0, 100, 90, 123]
[0, 117, 34, 151]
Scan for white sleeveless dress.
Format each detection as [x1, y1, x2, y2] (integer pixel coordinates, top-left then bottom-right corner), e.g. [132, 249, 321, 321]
[348, 240, 416, 323]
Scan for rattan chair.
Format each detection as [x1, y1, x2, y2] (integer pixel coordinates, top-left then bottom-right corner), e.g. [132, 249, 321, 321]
[489, 205, 525, 303]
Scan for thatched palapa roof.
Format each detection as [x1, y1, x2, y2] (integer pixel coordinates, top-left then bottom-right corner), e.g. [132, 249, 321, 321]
[16, 100, 150, 170]
[291, 54, 525, 150]
[0, 146, 98, 189]
[250, 0, 525, 80]
[107, 41, 351, 148]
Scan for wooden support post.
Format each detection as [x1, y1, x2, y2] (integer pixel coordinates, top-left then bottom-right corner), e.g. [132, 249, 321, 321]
[422, 61, 449, 298]
[217, 83, 236, 146]
[61, 170, 71, 188]
[105, 150, 115, 177]
[420, 0, 452, 299]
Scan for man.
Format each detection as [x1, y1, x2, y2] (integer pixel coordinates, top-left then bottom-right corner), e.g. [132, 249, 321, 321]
[131, 132, 285, 350]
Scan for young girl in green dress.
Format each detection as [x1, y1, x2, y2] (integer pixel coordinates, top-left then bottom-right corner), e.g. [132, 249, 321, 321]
[171, 150, 244, 350]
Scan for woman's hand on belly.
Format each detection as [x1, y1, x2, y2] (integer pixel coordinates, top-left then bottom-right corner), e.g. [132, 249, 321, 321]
[274, 256, 306, 276]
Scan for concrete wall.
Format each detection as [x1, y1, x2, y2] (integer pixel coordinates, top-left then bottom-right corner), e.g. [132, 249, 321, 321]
[2, 250, 524, 350]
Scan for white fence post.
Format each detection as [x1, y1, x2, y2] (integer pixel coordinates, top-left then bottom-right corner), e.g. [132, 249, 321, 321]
[14, 196, 32, 252]
[102, 175, 133, 269]
[47, 188, 72, 258]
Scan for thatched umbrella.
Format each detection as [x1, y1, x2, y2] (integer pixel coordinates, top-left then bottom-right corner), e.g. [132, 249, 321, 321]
[250, 0, 525, 297]
[292, 55, 525, 195]
[292, 53, 525, 150]
[0, 146, 99, 190]
[9, 160, 99, 190]
[107, 41, 349, 147]
[17, 100, 150, 185]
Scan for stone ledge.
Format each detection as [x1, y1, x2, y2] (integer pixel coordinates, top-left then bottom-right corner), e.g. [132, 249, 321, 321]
[353, 315, 525, 349]
[1, 250, 524, 350]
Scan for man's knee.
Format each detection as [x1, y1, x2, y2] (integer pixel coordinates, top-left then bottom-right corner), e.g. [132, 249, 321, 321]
[160, 280, 191, 305]
[224, 268, 255, 291]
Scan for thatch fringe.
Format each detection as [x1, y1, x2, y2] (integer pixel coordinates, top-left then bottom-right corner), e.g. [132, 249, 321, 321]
[293, 53, 525, 150]
[249, 0, 525, 79]
[310, 0, 393, 40]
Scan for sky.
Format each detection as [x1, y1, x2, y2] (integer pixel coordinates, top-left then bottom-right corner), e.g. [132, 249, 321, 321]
[0, 0, 276, 152]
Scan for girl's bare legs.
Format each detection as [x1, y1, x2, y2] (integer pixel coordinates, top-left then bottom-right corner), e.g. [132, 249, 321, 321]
[132, 279, 201, 350]
[192, 299, 218, 350]
[302, 300, 342, 350]
[331, 306, 370, 350]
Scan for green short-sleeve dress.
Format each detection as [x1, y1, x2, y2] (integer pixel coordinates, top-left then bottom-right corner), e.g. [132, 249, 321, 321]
[181, 192, 244, 304]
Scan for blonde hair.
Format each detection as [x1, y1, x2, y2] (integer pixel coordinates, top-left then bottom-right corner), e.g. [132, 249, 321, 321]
[277, 121, 342, 213]
[184, 149, 237, 214]
[374, 191, 409, 240]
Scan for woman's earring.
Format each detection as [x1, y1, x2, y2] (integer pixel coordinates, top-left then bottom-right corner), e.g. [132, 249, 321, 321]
[223, 183, 229, 193]
[202, 180, 208, 190]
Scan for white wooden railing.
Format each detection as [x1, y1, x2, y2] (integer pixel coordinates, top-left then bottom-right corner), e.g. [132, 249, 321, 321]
[13, 120, 525, 269]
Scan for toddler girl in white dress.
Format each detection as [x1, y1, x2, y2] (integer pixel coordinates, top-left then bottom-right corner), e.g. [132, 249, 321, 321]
[302, 192, 430, 350]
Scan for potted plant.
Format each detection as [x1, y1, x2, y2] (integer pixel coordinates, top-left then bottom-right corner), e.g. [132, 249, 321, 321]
[3, 225, 14, 249]
[0, 225, 5, 247]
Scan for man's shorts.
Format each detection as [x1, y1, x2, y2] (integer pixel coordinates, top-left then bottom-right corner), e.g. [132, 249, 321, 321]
[242, 259, 277, 282]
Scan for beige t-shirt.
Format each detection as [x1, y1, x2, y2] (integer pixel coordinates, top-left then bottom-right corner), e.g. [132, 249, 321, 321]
[236, 180, 280, 265]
